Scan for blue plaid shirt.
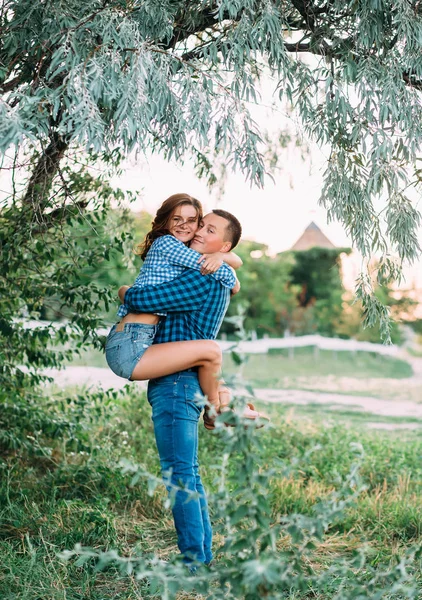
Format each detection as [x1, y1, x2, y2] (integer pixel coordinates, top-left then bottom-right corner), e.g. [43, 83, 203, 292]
[118, 235, 235, 317]
[123, 270, 231, 342]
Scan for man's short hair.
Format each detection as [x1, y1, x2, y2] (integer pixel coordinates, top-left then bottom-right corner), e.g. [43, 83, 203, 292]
[212, 209, 242, 249]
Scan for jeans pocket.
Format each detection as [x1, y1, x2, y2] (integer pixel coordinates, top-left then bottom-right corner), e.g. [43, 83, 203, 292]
[105, 344, 122, 377]
[132, 338, 153, 363]
[132, 328, 155, 342]
[105, 330, 125, 351]
[184, 384, 204, 419]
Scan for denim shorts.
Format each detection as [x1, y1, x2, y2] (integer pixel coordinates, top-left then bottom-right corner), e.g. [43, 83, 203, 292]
[105, 322, 158, 380]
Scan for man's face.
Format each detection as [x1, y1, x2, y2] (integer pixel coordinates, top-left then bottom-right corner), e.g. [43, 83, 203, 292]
[189, 213, 232, 254]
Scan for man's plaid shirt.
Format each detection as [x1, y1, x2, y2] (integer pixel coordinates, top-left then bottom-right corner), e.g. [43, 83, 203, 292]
[118, 235, 235, 317]
[123, 270, 231, 342]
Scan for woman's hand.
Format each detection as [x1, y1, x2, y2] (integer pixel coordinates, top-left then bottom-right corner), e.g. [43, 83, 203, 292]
[231, 277, 241, 295]
[118, 285, 130, 302]
[198, 253, 224, 275]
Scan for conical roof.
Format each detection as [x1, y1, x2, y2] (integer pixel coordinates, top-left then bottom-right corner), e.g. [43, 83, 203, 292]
[291, 221, 336, 251]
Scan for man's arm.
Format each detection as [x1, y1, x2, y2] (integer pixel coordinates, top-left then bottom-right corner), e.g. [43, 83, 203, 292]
[123, 270, 212, 313]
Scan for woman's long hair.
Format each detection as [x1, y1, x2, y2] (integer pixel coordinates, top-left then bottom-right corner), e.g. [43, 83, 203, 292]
[137, 193, 203, 260]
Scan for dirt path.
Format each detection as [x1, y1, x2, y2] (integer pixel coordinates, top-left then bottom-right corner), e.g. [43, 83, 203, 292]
[254, 387, 422, 419]
[46, 365, 422, 424]
[44, 366, 147, 392]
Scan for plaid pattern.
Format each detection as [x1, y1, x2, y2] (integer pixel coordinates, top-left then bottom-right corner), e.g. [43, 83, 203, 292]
[123, 270, 231, 342]
[118, 235, 235, 317]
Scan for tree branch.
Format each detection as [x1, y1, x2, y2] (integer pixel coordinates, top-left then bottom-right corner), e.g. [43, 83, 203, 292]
[284, 42, 313, 53]
[402, 71, 422, 91]
[291, 0, 317, 30]
[283, 42, 422, 91]
[0, 74, 22, 94]
[164, 7, 219, 50]
[31, 199, 89, 234]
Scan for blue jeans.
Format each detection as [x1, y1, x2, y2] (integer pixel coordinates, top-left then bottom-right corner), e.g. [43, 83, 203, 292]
[147, 372, 213, 565]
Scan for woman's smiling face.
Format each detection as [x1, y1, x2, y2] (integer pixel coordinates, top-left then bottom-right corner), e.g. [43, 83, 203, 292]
[167, 204, 200, 243]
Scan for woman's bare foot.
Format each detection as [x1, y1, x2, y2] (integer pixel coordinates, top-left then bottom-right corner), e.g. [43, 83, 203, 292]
[242, 403, 270, 427]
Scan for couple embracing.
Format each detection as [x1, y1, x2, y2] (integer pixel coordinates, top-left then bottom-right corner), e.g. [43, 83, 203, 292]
[105, 193, 266, 568]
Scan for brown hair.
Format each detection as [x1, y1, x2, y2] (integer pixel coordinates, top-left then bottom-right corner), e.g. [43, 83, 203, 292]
[137, 193, 203, 260]
[212, 209, 242, 249]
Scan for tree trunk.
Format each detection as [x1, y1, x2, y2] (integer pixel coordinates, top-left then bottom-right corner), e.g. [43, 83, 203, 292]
[23, 133, 69, 209]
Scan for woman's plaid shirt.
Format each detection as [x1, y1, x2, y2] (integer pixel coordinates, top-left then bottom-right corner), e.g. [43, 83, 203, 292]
[123, 270, 231, 342]
[118, 235, 235, 317]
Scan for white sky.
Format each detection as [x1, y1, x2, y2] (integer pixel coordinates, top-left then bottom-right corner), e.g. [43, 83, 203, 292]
[105, 62, 348, 253]
[111, 129, 351, 256]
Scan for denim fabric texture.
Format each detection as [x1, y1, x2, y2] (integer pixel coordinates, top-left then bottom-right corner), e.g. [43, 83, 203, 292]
[147, 372, 213, 565]
[105, 323, 157, 380]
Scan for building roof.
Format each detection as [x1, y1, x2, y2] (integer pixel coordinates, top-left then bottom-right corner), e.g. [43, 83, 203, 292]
[291, 221, 336, 251]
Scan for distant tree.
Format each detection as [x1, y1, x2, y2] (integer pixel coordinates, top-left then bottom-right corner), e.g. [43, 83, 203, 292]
[337, 276, 419, 344]
[72, 209, 152, 304]
[224, 240, 299, 337]
[287, 247, 351, 336]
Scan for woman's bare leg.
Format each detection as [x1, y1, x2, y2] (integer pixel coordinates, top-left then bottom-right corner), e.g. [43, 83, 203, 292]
[130, 340, 222, 408]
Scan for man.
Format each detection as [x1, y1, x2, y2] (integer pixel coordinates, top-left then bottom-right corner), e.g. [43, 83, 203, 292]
[123, 209, 242, 568]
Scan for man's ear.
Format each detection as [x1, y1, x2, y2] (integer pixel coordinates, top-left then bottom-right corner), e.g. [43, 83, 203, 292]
[220, 240, 232, 253]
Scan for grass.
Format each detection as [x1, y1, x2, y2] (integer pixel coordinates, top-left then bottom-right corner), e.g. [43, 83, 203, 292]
[407, 345, 422, 358]
[222, 347, 413, 385]
[1, 385, 422, 599]
[277, 402, 422, 428]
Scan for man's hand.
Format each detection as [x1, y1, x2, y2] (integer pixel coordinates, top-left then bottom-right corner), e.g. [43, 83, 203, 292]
[118, 285, 130, 303]
[198, 253, 224, 275]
